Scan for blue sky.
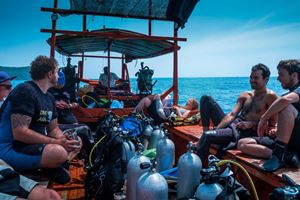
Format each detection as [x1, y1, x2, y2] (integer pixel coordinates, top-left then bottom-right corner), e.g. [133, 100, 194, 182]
[0, 0, 300, 78]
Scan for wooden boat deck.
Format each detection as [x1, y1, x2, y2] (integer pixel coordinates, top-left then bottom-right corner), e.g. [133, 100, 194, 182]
[165, 124, 300, 199]
[47, 124, 300, 199]
[48, 161, 86, 200]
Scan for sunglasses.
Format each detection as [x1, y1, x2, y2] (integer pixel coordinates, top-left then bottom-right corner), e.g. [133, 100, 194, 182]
[0, 84, 12, 90]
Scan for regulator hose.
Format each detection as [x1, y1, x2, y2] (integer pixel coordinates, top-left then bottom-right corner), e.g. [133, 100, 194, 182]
[81, 94, 99, 107]
[88, 133, 106, 167]
[216, 159, 259, 200]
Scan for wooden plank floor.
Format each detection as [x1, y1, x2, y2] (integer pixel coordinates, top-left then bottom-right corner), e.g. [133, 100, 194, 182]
[48, 161, 86, 200]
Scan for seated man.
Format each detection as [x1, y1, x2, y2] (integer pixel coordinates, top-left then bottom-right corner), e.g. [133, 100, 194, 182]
[195, 64, 278, 162]
[0, 56, 81, 184]
[48, 71, 93, 159]
[0, 159, 60, 200]
[256, 59, 300, 172]
[0, 71, 16, 107]
[134, 94, 198, 125]
[98, 66, 129, 90]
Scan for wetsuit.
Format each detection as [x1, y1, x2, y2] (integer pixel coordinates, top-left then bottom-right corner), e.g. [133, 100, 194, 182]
[48, 88, 93, 158]
[287, 84, 300, 156]
[0, 81, 57, 171]
[197, 95, 257, 161]
[48, 87, 77, 124]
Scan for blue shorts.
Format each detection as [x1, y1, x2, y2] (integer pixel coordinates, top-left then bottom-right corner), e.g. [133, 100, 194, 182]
[0, 143, 42, 172]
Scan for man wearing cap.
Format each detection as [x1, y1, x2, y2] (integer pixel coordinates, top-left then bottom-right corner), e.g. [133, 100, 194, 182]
[0, 56, 81, 184]
[0, 71, 16, 106]
[49, 71, 93, 157]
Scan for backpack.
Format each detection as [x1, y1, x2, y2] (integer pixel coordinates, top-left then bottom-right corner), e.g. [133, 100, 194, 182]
[135, 62, 156, 95]
[85, 113, 124, 200]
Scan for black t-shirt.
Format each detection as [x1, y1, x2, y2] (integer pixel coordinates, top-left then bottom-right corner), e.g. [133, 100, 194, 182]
[48, 87, 78, 124]
[7, 81, 57, 135]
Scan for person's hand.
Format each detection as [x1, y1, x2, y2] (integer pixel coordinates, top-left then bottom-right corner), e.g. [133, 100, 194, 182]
[57, 137, 81, 152]
[257, 117, 268, 137]
[266, 127, 277, 139]
[236, 121, 254, 130]
[55, 100, 69, 109]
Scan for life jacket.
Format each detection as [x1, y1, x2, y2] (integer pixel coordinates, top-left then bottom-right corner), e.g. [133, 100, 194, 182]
[135, 62, 156, 95]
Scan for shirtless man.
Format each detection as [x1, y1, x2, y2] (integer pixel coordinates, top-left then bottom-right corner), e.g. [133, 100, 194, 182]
[195, 63, 278, 161]
[257, 59, 300, 171]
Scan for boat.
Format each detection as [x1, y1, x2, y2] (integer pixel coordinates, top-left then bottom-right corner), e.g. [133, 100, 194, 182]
[41, 0, 199, 127]
[40, 1, 300, 200]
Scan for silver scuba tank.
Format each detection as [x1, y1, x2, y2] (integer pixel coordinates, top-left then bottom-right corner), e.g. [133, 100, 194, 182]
[156, 130, 175, 172]
[194, 182, 223, 200]
[127, 145, 150, 200]
[148, 125, 164, 149]
[122, 138, 136, 171]
[142, 124, 153, 149]
[177, 142, 202, 199]
[194, 155, 226, 200]
[136, 162, 168, 200]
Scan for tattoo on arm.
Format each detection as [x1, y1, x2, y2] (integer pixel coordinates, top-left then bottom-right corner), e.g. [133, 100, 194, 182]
[11, 114, 32, 129]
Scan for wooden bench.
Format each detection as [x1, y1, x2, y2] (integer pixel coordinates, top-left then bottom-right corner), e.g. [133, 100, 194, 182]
[165, 124, 300, 199]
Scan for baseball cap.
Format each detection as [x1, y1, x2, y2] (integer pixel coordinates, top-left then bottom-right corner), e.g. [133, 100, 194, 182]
[0, 71, 17, 84]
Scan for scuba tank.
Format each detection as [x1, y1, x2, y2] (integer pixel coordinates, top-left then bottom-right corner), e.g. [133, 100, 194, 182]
[177, 142, 202, 199]
[148, 125, 164, 149]
[142, 124, 153, 149]
[156, 130, 175, 172]
[121, 135, 136, 173]
[195, 182, 223, 200]
[127, 145, 150, 200]
[194, 155, 225, 200]
[136, 162, 168, 200]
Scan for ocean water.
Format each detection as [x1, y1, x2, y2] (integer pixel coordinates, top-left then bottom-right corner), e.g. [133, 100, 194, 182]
[12, 77, 286, 114]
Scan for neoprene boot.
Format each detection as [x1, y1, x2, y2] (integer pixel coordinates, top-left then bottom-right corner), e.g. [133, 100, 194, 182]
[286, 152, 300, 168]
[263, 141, 287, 172]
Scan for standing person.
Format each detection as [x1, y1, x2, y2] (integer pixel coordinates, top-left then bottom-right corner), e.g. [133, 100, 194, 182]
[0, 55, 81, 184]
[0, 71, 16, 106]
[195, 64, 278, 162]
[257, 59, 300, 172]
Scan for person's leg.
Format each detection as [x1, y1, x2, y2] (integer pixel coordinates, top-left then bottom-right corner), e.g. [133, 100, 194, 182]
[27, 186, 60, 200]
[200, 95, 225, 131]
[40, 144, 68, 168]
[133, 95, 154, 112]
[263, 105, 298, 172]
[196, 128, 234, 161]
[238, 138, 272, 159]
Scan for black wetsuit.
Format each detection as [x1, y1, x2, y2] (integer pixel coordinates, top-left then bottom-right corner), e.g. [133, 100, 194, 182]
[197, 95, 257, 161]
[48, 87, 78, 124]
[287, 84, 300, 156]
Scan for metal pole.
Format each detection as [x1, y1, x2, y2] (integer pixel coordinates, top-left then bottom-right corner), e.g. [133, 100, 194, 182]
[173, 23, 178, 105]
[50, 0, 58, 58]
